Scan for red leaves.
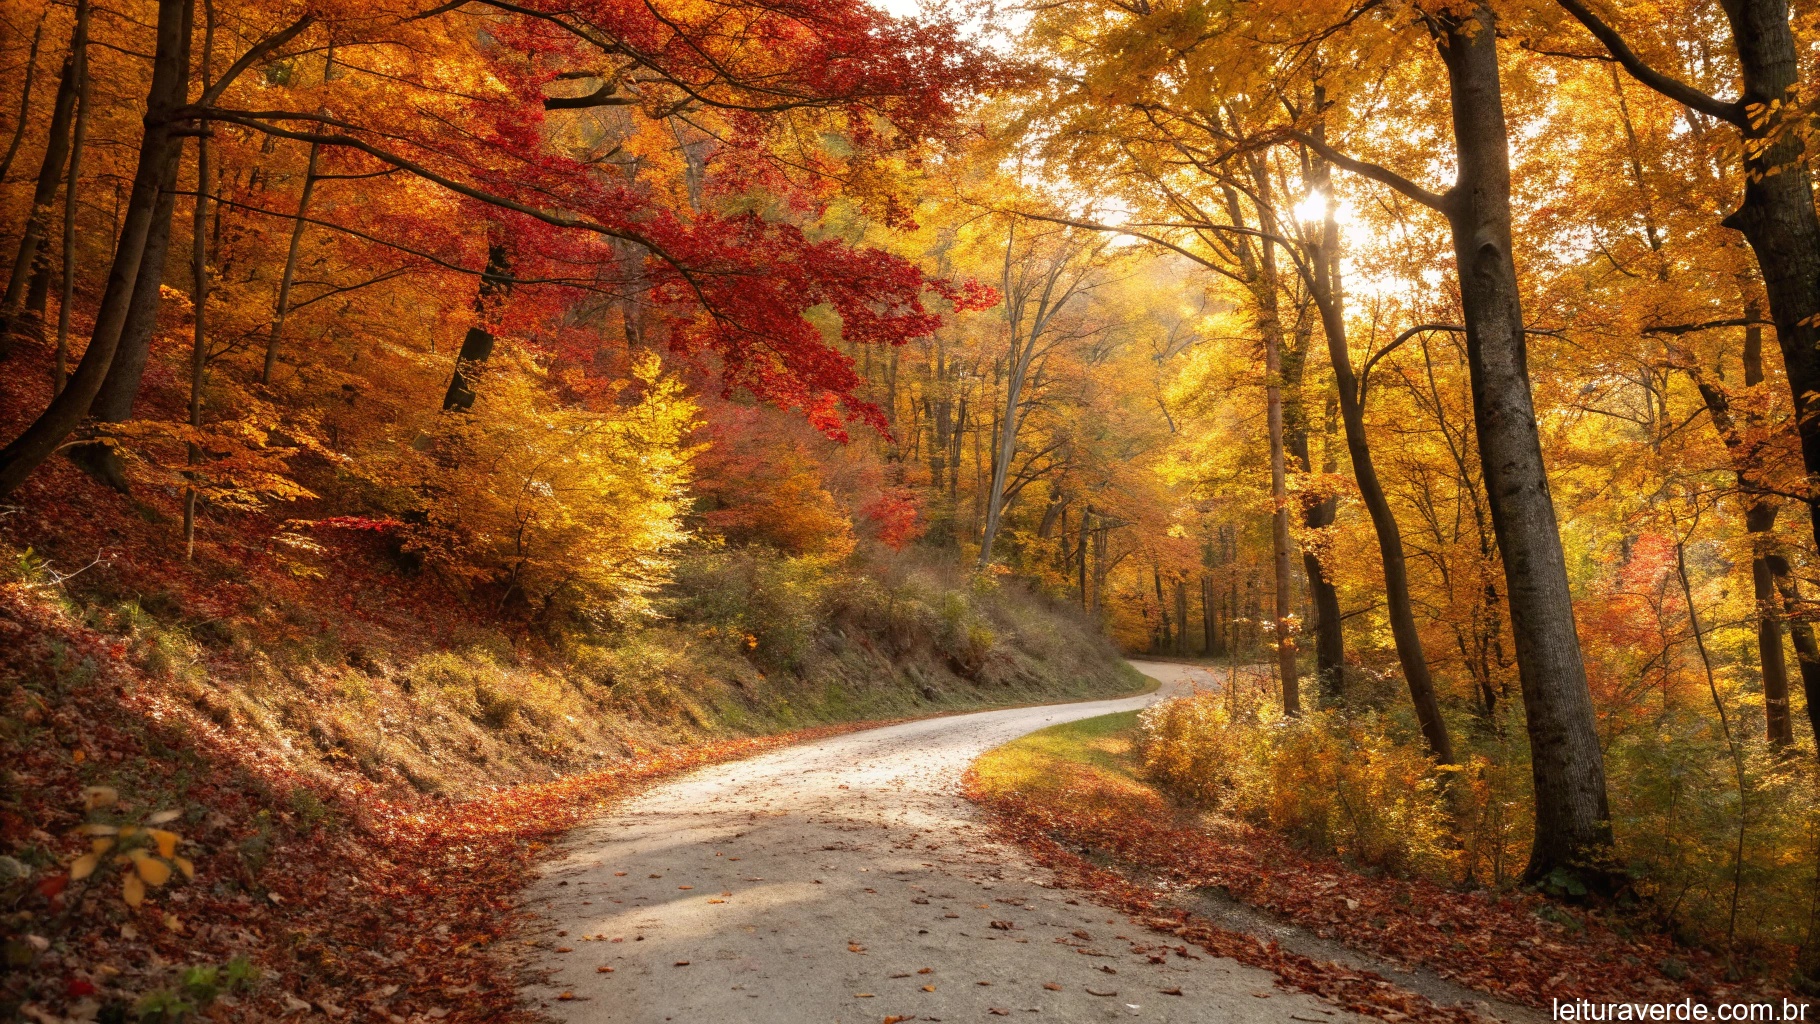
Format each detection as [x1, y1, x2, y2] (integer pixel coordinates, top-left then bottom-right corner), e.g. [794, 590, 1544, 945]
[964, 768, 1785, 1022]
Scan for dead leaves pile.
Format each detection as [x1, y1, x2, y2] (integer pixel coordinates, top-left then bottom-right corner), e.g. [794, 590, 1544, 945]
[963, 766, 1792, 1024]
[1, 586, 881, 1021]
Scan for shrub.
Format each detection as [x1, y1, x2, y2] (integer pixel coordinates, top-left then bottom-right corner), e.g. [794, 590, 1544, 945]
[1139, 689, 1457, 877]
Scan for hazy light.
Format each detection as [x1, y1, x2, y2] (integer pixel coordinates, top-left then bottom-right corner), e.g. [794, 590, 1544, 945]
[1293, 189, 1328, 225]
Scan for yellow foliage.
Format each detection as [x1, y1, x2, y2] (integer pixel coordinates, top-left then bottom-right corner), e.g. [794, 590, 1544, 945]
[1140, 689, 1457, 878]
[394, 349, 698, 619]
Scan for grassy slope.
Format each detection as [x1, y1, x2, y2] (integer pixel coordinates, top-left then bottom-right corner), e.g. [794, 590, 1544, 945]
[1, 492, 1139, 1020]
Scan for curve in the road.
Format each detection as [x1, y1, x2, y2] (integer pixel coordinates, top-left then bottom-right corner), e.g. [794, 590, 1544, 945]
[523, 661, 1363, 1023]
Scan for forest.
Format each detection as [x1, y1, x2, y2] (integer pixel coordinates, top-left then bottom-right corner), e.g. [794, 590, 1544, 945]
[2, 0, 1820, 1020]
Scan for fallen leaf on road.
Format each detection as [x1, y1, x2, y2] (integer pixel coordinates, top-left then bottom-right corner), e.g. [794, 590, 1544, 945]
[678, 885, 693, 890]
[557, 992, 574, 1001]
[885, 1016, 912, 1023]
[922, 985, 935, 992]
[848, 943, 867, 953]
[988, 1009, 1009, 1016]
[673, 961, 690, 967]
[555, 947, 572, 953]
[1087, 987, 1117, 997]
[1043, 983, 1062, 991]
[855, 992, 874, 998]
[989, 920, 1014, 930]
[596, 967, 614, 973]
[917, 967, 933, 974]
[707, 898, 726, 904]
[1160, 987, 1183, 996]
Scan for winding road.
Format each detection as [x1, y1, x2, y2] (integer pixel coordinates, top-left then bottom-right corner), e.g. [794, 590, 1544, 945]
[523, 662, 1366, 1022]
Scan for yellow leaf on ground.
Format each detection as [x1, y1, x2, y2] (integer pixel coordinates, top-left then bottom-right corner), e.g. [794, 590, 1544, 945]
[123, 873, 144, 907]
[131, 851, 172, 886]
[149, 829, 179, 858]
[70, 853, 99, 881]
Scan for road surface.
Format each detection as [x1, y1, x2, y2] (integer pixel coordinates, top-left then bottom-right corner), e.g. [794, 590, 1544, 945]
[522, 661, 1365, 1022]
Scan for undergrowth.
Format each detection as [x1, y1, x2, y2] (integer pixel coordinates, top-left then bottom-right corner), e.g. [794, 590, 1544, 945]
[0, 528, 1138, 1021]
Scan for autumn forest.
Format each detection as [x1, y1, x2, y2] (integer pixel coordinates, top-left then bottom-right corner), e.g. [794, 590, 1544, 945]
[4, 0, 1820, 1019]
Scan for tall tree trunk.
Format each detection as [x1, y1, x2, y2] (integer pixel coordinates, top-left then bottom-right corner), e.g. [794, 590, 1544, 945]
[1438, 5, 1612, 880]
[1154, 567, 1171, 652]
[1707, 0, 1820, 588]
[262, 141, 320, 384]
[74, 177, 181, 491]
[1287, 341, 1345, 704]
[0, 12, 47, 183]
[0, 0, 193, 500]
[1266, 317, 1298, 713]
[1687, 319, 1797, 746]
[1202, 573, 1218, 656]
[1174, 579, 1189, 656]
[1306, 135, 1453, 760]
[55, 0, 92, 395]
[979, 365, 1021, 569]
[185, 116, 210, 559]
[0, 48, 78, 352]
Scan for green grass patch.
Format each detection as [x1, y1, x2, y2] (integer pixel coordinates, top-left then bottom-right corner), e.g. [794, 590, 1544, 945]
[971, 711, 1163, 813]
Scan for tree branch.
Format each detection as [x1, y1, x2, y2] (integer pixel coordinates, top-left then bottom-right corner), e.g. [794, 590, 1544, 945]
[1285, 130, 1450, 214]
[1553, 0, 1745, 126]
[544, 80, 639, 110]
[1642, 317, 1770, 335]
[199, 14, 316, 105]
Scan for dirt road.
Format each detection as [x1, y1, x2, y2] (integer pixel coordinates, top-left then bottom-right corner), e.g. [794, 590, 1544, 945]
[523, 662, 1362, 1022]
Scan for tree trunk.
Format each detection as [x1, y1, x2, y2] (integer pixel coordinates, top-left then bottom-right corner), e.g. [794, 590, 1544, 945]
[1175, 579, 1190, 656]
[0, 48, 78, 351]
[0, 0, 193, 500]
[0, 12, 47, 184]
[55, 0, 92, 395]
[1079, 504, 1091, 610]
[1307, 136, 1452, 759]
[1438, 5, 1612, 881]
[443, 243, 511, 411]
[979, 365, 1021, 569]
[75, 173, 181, 491]
[262, 141, 320, 384]
[1766, 554, 1820, 745]
[1688, 319, 1796, 746]
[1705, 0, 1820, 583]
[1282, 301, 1345, 703]
[1202, 573, 1218, 656]
[185, 115, 210, 559]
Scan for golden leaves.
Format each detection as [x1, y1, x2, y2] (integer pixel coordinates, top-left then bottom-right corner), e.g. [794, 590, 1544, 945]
[68, 790, 198, 911]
